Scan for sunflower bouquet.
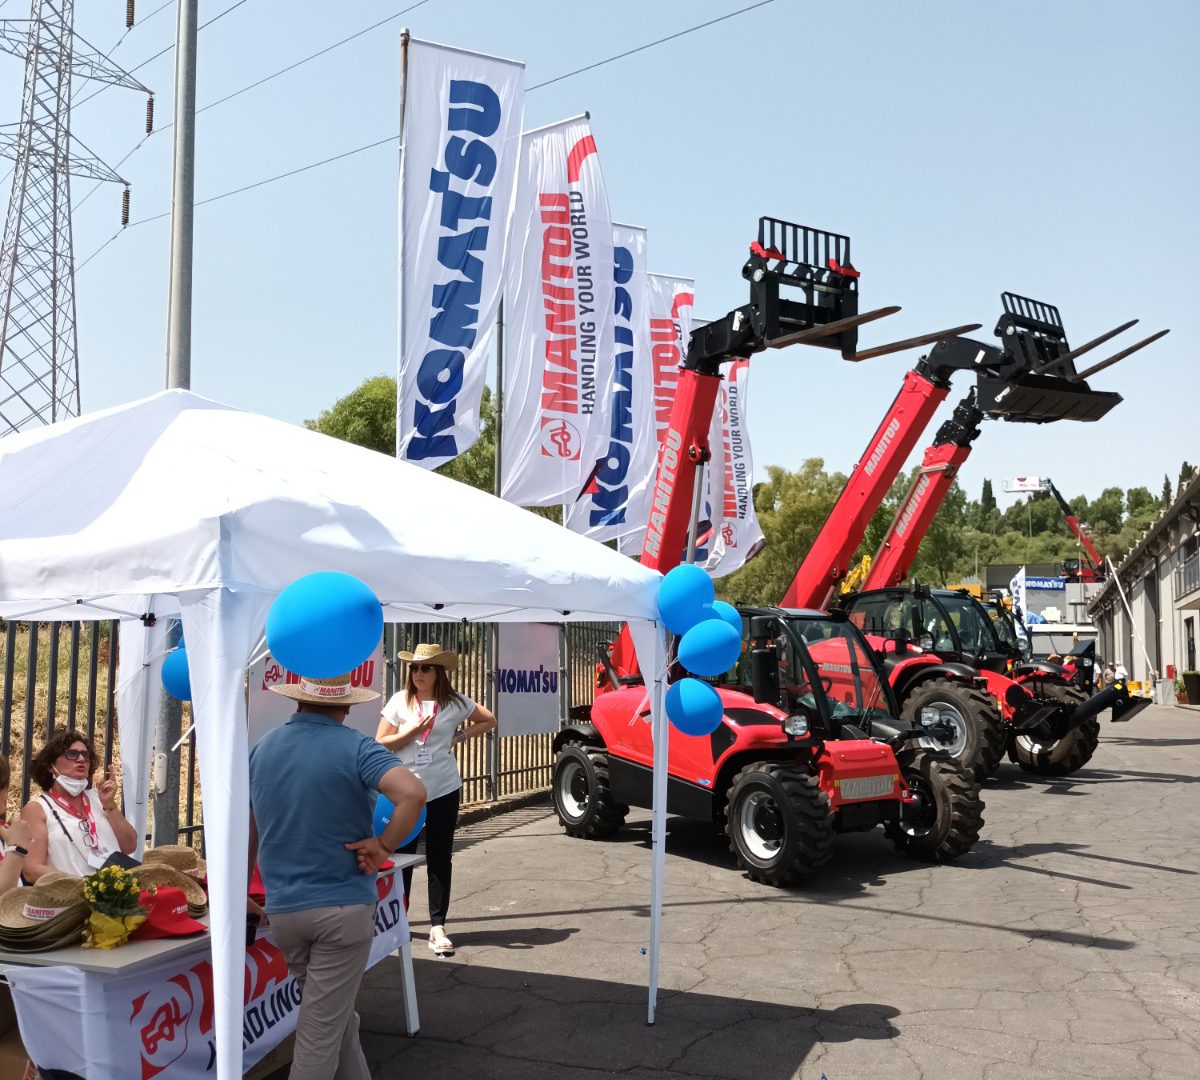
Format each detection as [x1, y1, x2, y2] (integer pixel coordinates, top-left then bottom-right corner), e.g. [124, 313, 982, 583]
[82, 866, 149, 949]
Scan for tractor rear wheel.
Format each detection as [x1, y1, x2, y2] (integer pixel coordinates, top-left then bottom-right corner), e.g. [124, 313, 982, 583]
[888, 748, 984, 862]
[552, 741, 628, 839]
[725, 763, 834, 886]
[1008, 683, 1098, 776]
[900, 678, 1005, 782]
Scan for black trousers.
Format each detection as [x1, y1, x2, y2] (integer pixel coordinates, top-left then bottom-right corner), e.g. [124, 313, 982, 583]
[399, 787, 461, 927]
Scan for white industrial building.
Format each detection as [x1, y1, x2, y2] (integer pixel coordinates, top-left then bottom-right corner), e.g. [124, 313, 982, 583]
[1088, 470, 1200, 693]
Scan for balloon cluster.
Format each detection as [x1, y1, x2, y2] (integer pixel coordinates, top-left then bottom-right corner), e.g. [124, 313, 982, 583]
[657, 565, 742, 737]
[160, 572, 384, 699]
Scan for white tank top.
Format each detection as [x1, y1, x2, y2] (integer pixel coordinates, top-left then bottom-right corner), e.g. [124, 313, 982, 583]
[37, 789, 122, 877]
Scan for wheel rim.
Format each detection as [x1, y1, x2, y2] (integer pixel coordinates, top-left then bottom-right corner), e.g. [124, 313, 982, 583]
[557, 759, 589, 822]
[1014, 729, 1079, 765]
[917, 700, 969, 758]
[900, 773, 938, 838]
[737, 790, 784, 862]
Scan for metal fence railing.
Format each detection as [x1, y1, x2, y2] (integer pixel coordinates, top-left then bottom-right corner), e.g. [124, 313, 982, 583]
[2, 618, 621, 844]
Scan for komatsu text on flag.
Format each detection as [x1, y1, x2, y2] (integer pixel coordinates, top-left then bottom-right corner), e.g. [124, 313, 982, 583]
[501, 115, 615, 506]
[565, 224, 653, 544]
[396, 39, 524, 469]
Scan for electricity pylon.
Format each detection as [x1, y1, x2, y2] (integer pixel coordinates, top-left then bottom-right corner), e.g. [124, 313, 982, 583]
[0, 2, 151, 434]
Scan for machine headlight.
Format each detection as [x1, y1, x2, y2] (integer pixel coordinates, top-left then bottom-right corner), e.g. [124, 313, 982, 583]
[782, 714, 809, 736]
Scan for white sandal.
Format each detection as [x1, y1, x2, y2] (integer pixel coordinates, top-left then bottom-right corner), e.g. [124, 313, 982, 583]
[429, 927, 454, 955]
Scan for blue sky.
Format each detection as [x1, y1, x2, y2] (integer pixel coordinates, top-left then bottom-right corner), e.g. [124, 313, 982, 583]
[4, 0, 1195, 509]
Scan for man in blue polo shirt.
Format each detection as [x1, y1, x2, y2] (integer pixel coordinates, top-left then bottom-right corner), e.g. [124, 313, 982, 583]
[249, 672, 426, 1080]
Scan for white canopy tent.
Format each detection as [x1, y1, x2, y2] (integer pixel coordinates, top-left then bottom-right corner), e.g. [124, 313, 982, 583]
[0, 390, 671, 1079]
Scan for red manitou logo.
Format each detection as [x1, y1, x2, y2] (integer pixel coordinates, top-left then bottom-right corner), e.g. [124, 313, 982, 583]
[132, 976, 194, 1079]
[540, 417, 581, 460]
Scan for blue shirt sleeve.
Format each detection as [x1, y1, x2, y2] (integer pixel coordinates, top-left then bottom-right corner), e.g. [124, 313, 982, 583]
[358, 735, 402, 791]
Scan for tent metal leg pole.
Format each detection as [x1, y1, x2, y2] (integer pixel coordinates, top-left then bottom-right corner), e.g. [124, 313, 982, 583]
[647, 656, 668, 1025]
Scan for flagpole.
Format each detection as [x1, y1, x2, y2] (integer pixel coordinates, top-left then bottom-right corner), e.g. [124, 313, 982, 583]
[395, 29, 411, 456]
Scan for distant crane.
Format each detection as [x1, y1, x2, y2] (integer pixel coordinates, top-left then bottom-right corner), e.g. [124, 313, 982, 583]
[1006, 476, 1105, 582]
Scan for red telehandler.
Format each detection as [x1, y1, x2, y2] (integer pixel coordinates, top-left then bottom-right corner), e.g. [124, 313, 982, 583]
[551, 218, 985, 885]
[782, 293, 1165, 779]
[1005, 476, 1107, 582]
[832, 298, 1164, 776]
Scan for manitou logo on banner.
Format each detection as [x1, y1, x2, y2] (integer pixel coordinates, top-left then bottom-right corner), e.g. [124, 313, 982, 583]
[397, 40, 524, 469]
[501, 117, 614, 505]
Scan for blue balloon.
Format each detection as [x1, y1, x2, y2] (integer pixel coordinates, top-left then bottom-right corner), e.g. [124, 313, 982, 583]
[710, 600, 742, 635]
[678, 619, 742, 677]
[374, 798, 426, 850]
[162, 648, 191, 701]
[657, 564, 715, 636]
[266, 572, 383, 679]
[665, 678, 724, 737]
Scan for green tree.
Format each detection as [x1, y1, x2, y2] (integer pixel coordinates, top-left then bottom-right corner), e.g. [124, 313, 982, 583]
[1125, 486, 1156, 521]
[1162, 474, 1173, 507]
[717, 460, 847, 605]
[305, 375, 396, 455]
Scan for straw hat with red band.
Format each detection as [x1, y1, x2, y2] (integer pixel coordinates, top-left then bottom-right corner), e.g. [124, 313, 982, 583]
[142, 843, 207, 879]
[396, 643, 458, 671]
[268, 672, 379, 706]
[132, 887, 207, 940]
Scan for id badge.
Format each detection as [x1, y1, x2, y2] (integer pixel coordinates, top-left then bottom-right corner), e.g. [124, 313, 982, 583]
[413, 747, 433, 767]
[86, 850, 109, 870]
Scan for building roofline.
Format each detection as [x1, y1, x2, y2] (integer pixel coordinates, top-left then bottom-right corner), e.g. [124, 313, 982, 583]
[1088, 469, 1200, 614]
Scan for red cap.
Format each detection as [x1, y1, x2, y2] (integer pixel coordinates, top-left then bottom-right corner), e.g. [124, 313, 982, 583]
[132, 887, 207, 940]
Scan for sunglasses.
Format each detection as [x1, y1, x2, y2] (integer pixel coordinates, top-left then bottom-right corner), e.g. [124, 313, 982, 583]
[411, 663, 440, 674]
[61, 748, 91, 763]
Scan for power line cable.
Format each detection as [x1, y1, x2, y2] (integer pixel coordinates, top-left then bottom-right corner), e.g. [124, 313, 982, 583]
[74, 0, 255, 110]
[76, 0, 775, 269]
[527, 0, 775, 91]
[108, 0, 175, 55]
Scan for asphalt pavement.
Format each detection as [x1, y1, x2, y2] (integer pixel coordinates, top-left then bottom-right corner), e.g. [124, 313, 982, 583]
[338, 705, 1198, 1079]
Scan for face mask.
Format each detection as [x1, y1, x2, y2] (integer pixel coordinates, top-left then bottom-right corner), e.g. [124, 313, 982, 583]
[54, 772, 89, 797]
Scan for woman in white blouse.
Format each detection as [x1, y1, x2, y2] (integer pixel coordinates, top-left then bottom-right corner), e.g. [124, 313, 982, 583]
[375, 644, 495, 956]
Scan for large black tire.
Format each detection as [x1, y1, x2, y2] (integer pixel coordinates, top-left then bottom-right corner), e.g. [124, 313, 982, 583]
[552, 741, 628, 839]
[724, 763, 835, 886]
[1008, 683, 1098, 776]
[899, 677, 1005, 782]
[887, 748, 984, 862]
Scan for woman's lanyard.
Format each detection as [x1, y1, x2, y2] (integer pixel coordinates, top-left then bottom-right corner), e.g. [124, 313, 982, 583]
[46, 789, 101, 852]
[412, 701, 438, 764]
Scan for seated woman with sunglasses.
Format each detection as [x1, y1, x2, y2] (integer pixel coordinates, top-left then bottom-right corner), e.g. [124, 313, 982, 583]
[375, 644, 496, 956]
[19, 730, 138, 882]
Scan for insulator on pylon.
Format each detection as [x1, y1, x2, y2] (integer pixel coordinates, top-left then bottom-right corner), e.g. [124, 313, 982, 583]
[127, 1, 136, 30]
[121, 187, 131, 226]
[145, 96, 154, 134]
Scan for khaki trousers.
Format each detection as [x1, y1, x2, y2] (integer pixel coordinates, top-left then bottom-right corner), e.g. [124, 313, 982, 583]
[270, 903, 376, 1080]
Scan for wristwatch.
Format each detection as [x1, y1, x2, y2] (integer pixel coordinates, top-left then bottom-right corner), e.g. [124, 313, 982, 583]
[4, 844, 28, 857]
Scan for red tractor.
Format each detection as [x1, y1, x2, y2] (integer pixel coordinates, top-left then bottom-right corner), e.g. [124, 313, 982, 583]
[553, 606, 983, 883]
[552, 217, 984, 883]
[838, 584, 1151, 776]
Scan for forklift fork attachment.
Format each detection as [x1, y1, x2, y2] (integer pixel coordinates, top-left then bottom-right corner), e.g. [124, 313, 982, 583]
[768, 305, 900, 351]
[1069, 329, 1171, 383]
[1034, 319, 1138, 375]
[850, 323, 983, 363]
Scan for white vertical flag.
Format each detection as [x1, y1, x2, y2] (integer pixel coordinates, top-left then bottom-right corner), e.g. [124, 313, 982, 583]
[565, 224, 652, 543]
[619, 274, 695, 557]
[396, 39, 524, 468]
[703, 358, 766, 577]
[1010, 565, 1027, 626]
[501, 116, 615, 506]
